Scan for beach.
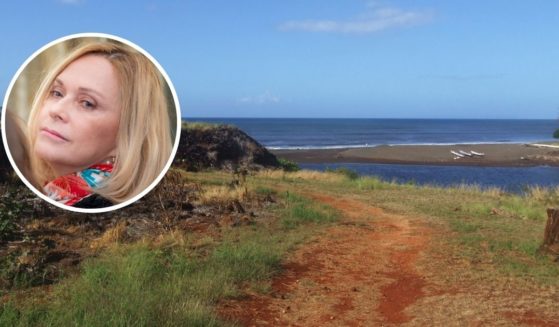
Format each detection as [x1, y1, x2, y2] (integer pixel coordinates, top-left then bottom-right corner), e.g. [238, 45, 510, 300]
[271, 143, 559, 167]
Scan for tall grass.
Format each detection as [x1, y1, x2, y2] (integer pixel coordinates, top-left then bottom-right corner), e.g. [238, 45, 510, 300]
[256, 169, 346, 183]
[2, 244, 227, 326]
[182, 121, 229, 130]
[281, 192, 339, 229]
[197, 185, 247, 206]
[1, 239, 274, 326]
[260, 168, 556, 222]
[0, 189, 338, 326]
[325, 167, 359, 180]
[254, 168, 559, 283]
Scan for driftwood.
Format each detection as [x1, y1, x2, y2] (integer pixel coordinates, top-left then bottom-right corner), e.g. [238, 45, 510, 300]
[540, 208, 559, 259]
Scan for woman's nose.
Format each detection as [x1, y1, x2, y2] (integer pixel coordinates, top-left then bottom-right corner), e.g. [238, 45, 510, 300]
[48, 97, 70, 122]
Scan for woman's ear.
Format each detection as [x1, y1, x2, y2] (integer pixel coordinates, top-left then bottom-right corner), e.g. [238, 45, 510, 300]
[105, 146, 117, 163]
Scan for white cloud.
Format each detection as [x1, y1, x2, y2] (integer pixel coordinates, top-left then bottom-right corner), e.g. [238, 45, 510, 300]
[278, 4, 433, 34]
[238, 91, 281, 105]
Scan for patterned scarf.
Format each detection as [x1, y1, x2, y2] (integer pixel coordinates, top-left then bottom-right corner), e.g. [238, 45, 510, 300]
[43, 163, 113, 206]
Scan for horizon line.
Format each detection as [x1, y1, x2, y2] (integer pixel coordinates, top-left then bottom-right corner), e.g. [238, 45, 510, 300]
[182, 117, 557, 121]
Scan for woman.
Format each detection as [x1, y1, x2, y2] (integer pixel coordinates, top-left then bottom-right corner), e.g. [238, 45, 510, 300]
[25, 39, 173, 208]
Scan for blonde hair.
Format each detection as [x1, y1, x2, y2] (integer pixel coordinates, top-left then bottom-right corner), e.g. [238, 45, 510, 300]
[27, 39, 173, 204]
[5, 111, 35, 187]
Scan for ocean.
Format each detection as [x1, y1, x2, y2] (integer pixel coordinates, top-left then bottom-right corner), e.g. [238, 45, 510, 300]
[299, 163, 559, 193]
[186, 118, 557, 150]
[185, 118, 559, 192]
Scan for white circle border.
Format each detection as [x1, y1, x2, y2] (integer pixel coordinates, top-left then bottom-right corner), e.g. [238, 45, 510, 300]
[1, 32, 182, 214]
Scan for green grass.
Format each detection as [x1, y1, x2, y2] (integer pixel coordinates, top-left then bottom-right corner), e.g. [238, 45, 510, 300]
[343, 177, 559, 283]
[253, 186, 276, 197]
[352, 176, 394, 190]
[251, 169, 559, 284]
[0, 181, 338, 326]
[5, 168, 557, 325]
[325, 167, 359, 180]
[181, 121, 233, 131]
[2, 244, 225, 326]
[281, 192, 339, 229]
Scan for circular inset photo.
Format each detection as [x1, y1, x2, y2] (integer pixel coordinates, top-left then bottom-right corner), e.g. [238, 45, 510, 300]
[2, 33, 181, 213]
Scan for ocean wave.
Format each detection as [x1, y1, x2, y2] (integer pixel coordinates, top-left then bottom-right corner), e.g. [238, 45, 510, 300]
[266, 144, 376, 150]
[265, 140, 548, 150]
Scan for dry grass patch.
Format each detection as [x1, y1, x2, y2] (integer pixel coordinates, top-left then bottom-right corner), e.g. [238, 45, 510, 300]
[257, 169, 346, 183]
[89, 221, 129, 251]
[152, 230, 190, 249]
[196, 185, 248, 206]
[524, 185, 559, 205]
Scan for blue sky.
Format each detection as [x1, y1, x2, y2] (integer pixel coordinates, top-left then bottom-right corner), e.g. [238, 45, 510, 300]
[1, 0, 558, 119]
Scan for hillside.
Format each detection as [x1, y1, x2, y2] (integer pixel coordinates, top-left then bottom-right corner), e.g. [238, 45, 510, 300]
[175, 123, 279, 171]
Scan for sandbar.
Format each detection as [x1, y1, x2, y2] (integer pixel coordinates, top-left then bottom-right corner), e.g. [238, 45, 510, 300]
[271, 143, 559, 167]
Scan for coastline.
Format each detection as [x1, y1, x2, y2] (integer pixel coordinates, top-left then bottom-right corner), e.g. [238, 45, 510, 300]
[271, 143, 559, 167]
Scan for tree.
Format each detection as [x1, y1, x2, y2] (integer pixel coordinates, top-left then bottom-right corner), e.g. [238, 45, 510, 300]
[554, 129, 559, 139]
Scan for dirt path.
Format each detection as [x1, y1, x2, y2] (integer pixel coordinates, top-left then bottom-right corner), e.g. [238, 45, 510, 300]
[219, 192, 559, 326]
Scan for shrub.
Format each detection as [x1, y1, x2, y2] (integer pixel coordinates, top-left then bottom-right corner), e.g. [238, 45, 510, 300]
[325, 167, 359, 180]
[278, 158, 300, 172]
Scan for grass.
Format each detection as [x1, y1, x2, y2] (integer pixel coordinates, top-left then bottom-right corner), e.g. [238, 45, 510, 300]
[281, 192, 339, 229]
[2, 167, 558, 325]
[253, 186, 276, 197]
[252, 168, 559, 284]
[196, 185, 248, 206]
[0, 176, 338, 326]
[352, 175, 394, 190]
[89, 222, 130, 250]
[325, 167, 359, 180]
[2, 244, 224, 326]
[256, 169, 347, 184]
[182, 121, 233, 131]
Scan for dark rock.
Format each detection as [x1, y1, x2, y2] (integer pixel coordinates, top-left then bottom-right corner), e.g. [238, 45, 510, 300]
[181, 202, 194, 211]
[174, 125, 280, 171]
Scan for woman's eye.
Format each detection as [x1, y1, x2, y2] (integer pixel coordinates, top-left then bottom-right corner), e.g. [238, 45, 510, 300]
[51, 90, 63, 98]
[81, 100, 96, 109]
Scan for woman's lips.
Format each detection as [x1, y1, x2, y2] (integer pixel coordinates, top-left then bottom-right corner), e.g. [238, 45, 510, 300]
[41, 127, 68, 142]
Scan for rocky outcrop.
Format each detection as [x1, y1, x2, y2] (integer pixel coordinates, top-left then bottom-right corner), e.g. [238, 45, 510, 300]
[0, 123, 281, 179]
[174, 124, 280, 171]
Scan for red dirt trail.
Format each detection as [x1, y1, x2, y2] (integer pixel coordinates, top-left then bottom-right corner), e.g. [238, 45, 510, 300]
[218, 193, 559, 326]
[219, 193, 431, 326]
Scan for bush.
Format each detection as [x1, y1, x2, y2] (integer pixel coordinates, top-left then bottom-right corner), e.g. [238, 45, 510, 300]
[554, 129, 559, 139]
[325, 167, 359, 180]
[278, 158, 300, 172]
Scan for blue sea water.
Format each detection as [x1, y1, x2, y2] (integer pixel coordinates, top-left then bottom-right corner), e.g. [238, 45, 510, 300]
[185, 118, 559, 192]
[300, 163, 559, 193]
[186, 118, 557, 149]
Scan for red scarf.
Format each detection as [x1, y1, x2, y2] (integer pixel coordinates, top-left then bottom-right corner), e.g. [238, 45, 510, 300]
[43, 163, 113, 206]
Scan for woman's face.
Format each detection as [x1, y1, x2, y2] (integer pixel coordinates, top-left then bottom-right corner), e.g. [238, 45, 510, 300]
[35, 54, 121, 177]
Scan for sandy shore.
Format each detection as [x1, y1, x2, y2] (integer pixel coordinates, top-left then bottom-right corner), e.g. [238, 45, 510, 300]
[271, 143, 559, 167]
